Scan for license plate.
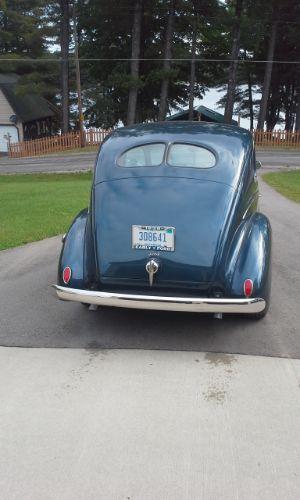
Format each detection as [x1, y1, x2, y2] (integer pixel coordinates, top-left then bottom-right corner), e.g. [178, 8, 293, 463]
[132, 225, 175, 252]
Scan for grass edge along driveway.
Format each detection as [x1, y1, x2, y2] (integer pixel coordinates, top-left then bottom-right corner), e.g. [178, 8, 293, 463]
[0, 172, 92, 251]
[262, 170, 300, 204]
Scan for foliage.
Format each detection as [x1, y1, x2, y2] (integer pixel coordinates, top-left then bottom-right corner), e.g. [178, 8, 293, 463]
[0, 0, 299, 130]
[0, 0, 59, 106]
[0, 0, 48, 58]
[78, 0, 224, 127]
[217, 0, 300, 130]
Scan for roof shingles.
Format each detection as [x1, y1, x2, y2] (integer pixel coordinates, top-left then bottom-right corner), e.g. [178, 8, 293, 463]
[0, 73, 56, 123]
[167, 105, 238, 126]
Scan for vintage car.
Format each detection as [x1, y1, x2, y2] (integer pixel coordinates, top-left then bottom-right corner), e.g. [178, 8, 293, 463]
[54, 122, 271, 319]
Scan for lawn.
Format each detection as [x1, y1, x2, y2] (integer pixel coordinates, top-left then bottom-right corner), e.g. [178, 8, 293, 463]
[0, 172, 92, 250]
[262, 170, 300, 203]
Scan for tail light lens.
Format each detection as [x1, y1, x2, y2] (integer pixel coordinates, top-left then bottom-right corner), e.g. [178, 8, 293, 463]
[244, 278, 253, 297]
[62, 266, 72, 284]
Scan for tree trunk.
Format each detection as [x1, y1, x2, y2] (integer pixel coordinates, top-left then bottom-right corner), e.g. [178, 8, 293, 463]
[224, 0, 243, 124]
[295, 81, 300, 132]
[127, 0, 143, 126]
[257, 17, 278, 130]
[158, 1, 175, 121]
[266, 94, 279, 131]
[188, 15, 197, 121]
[248, 74, 254, 131]
[284, 83, 294, 131]
[59, 0, 70, 134]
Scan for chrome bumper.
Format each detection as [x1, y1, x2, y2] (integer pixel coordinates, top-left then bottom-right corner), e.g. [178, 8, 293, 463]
[54, 285, 266, 314]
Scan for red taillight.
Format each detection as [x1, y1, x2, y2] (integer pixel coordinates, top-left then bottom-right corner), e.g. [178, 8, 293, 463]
[62, 266, 72, 284]
[244, 278, 253, 297]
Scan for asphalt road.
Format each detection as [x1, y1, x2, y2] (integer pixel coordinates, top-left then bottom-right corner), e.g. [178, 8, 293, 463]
[0, 148, 300, 174]
[257, 149, 300, 167]
[0, 152, 96, 174]
[1, 178, 299, 356]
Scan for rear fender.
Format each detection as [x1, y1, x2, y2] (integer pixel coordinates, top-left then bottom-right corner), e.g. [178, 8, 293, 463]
[58, 208, 93, 289]
[224, 213, 272, 299]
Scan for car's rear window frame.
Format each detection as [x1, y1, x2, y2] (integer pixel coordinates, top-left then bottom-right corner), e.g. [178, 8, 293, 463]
[117, 142, 166, 168]
[166, 142, 217, 169]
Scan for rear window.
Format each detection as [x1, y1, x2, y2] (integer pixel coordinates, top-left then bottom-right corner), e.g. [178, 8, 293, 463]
[118, 143, 165, 167]
[167, 143, 216, 169]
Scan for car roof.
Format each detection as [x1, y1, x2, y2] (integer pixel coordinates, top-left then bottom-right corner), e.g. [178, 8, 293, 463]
[95, 122, 253, 188]
[109, 121, 251, 141]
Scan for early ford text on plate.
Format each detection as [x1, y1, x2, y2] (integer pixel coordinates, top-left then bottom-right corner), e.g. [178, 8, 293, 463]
[132, 225, 175, 252]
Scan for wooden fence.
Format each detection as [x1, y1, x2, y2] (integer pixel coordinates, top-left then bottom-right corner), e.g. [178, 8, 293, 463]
[8, 127, 300, 158]
[253, 130, 300, 147]
[8, 128, 110, 158]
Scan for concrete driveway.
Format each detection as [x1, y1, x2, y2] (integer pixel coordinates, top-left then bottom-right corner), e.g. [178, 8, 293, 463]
[1, 347, 300, 500]
[0, 148, 300, 174]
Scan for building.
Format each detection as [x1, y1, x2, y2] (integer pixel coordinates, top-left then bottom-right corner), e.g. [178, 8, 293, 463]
[0, 73, 58, 153]
[167, 104, 238, 125]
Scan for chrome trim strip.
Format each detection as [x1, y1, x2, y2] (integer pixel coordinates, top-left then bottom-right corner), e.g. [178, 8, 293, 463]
[53, 285, 266, 314]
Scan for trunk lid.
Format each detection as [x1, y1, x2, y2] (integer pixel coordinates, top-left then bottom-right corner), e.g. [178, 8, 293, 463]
[94, 177, 234, 290]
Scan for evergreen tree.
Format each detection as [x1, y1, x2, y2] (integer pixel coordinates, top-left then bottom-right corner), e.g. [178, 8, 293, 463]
[127, 0, 143, 125]
[0, 0, 59, 110]
[59, 0, 71, 133]
[224, 0, 243, 123]
[0, 0, 291, 130]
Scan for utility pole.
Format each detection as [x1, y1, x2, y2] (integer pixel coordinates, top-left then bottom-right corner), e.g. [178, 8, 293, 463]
[72, 3, 84, 146]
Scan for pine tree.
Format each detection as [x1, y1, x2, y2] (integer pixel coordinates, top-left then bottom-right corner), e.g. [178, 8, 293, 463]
[59, 0, 71, 133]
[0, 0, 59, 109]
[224, 0, 243, 124]
[257, 4, 278, 130]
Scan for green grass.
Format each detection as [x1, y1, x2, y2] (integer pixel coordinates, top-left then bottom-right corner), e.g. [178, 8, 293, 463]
[262, 170, 300, 203]
[0, 172, 92, 250]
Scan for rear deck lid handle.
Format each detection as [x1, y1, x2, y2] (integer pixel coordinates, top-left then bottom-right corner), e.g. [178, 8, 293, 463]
[146, 259, 159, 286]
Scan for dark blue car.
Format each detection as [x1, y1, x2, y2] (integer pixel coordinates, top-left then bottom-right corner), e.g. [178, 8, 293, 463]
[54, 122, 271, 319]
